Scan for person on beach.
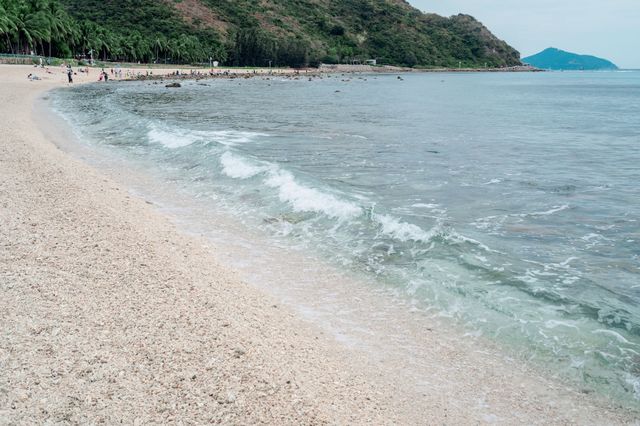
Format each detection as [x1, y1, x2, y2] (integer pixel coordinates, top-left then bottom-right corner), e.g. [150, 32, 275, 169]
[66, 65, 73, 83]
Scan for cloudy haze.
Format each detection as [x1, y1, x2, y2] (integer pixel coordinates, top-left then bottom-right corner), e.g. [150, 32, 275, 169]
[409, 0, 640, 68]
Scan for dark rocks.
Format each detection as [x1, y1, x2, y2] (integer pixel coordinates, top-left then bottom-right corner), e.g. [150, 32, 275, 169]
[165, 82, 181, 88]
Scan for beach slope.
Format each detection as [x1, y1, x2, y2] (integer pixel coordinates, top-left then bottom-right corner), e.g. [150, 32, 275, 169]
[0, 65, 636, 424]
[0, 65, 400, 424]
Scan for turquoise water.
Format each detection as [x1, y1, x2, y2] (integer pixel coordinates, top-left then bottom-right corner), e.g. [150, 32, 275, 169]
[52, 71, 640, 404]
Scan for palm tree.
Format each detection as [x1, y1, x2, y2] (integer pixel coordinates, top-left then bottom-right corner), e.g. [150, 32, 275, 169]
[78, 20, 94, 57]
[99, 28, 115, 61]
[25, 10, 51, 55]
[13, 5, 33, 54]
[153, 34, 166, 63]
[45, 0, 70, 57]
[0, 1, 18, 53]
[20, 0, 50, 55]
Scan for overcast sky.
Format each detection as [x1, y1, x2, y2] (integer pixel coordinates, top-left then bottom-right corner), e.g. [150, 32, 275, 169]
[408, 0, 640, 68]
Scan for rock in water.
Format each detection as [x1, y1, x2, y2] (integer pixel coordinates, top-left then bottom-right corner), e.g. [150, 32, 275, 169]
[165, 82, 181, 88]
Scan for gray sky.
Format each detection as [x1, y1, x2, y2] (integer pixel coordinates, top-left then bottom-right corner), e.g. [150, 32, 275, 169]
[408, 0, 640, 68]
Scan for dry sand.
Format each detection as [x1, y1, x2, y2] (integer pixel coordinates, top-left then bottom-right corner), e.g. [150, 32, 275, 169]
[0, 64, 638, 424]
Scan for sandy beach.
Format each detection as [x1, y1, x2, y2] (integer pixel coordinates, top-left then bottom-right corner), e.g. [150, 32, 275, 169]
[1, 64, 638, 424]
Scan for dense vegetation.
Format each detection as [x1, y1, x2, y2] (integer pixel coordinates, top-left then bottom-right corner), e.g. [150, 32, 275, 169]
[0, 0, 224, 63]
[0, 0, 521, 67]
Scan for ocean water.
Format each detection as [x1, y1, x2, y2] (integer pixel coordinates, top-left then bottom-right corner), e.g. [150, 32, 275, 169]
[52, 71, 640, 405]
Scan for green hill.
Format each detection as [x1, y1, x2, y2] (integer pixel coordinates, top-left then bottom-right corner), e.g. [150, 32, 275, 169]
[0, 0, 521, 68]
[523, 48, 618, 71]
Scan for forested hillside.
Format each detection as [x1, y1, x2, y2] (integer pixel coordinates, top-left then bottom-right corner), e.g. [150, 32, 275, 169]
[0, 0, 521, 67]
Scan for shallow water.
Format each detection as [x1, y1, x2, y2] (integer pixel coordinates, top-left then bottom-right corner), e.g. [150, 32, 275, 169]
[52, 71, 640, 404]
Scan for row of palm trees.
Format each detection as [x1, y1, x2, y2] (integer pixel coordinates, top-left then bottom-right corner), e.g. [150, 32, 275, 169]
[0, 0, 73, 57]
[0, 0, 227, 63]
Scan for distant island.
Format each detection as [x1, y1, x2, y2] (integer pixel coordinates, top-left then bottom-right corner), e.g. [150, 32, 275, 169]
[523, 48, 618, 70]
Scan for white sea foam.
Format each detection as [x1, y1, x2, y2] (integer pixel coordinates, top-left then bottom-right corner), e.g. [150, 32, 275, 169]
[196, 129, 268, 146]
[592, 329, 636, 346]
[545, 320, 579, 330]
[148, 123, 267, 149]
[472, 204, 571, 231]
[446, 231, 501, 253]
[525, 205, 570, 217]
[148, 126, 201, 148]
[264, 170, 361, 219]
[321, 132, 369, 140]
[483, 178, 502, 185]
[620, 347, 640, 356]
[562, 276, 580, 285]
[347, 134, 368, 140]
[595, 224, 616, 231]
[411, 203, 440, 209]
[581, 233, 610, 248]
[530, 269, 558, 277]
[625, 374, 640, 400]
[555, 256, 580, 268]
[219, 152, 266, 179]
[516, 274, 539, 284]
[581, 233, 602, 241]
[374, 214, 438, 242]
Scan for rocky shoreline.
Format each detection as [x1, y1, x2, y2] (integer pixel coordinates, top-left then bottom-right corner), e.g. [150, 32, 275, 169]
[110, 63, 543, 86]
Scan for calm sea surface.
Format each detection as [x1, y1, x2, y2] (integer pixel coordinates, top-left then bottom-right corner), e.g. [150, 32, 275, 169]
[52, 71, 640, 404]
